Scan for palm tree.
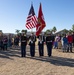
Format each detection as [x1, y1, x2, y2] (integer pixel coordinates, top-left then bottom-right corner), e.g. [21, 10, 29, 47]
[45, 29, 52, 34]
[52, 26, 57, 34]
[21, 29, 27, 34]
[15, 29, 20, 34]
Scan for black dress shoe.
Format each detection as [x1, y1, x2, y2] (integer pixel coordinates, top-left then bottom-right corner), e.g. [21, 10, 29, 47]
[48, 55, 51, 57]
[21, 56, 26, 57]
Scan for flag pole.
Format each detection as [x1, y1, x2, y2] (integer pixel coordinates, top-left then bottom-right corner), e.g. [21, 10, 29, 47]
[31, 1, 33, 34]
[31, 28, 33, 33]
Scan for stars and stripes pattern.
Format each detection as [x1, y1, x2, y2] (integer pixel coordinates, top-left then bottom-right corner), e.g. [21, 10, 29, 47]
[26, 4, 37, 29]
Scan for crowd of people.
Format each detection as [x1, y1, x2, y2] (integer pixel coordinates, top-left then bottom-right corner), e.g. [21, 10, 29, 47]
[0, 33, 19, 50]
[54, 32, 74, 53]
[0, 32, 74, 57]
[0, 34, 8, 50]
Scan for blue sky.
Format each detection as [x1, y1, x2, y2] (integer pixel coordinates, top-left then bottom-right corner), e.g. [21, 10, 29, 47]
[0, 0, 74, 33]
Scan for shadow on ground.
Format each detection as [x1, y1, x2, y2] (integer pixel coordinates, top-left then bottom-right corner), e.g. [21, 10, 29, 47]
[27, 56, 74, 67]
[0, 48, 21, 60]
[0, 46, 38, 59]
[0, 46, 74, 67]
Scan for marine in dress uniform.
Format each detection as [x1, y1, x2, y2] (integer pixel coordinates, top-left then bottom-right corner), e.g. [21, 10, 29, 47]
[38, 34, 45, 56]
[46, 33, 54, 57]
[29, 33, 36, 57]
[20, 33, 27, 57]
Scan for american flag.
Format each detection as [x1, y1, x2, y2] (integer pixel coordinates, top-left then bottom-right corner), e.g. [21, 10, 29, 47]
[26, 4, 37, 29]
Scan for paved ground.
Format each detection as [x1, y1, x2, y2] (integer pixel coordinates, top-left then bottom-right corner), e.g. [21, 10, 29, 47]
[0, 45, 74, 75]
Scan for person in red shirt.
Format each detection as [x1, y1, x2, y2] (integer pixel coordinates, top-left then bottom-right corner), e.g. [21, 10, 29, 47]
[67, 32, 73, 52]
[72, 32, 74, 47]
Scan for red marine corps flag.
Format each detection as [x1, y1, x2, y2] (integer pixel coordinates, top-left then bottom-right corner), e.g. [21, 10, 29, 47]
[36, 3, 46, 36]
[26, 4, 37, 29]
